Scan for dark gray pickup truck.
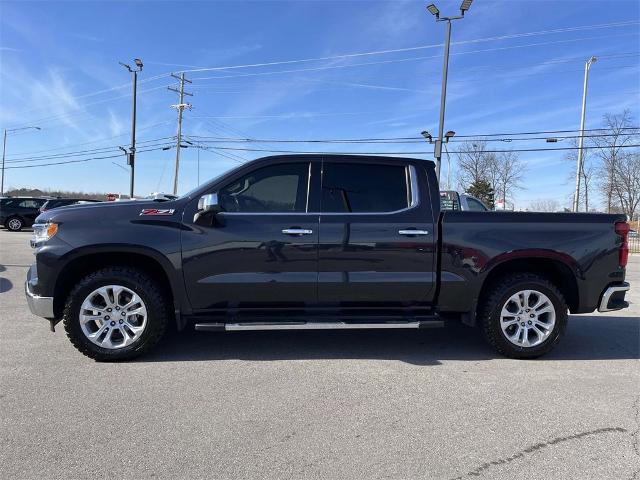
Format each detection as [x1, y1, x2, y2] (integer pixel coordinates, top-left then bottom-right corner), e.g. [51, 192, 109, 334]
[26, 155, 631, 361]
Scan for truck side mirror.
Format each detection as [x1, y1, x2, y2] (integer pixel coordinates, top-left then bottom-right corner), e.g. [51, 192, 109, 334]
[194, 193, 221, 224]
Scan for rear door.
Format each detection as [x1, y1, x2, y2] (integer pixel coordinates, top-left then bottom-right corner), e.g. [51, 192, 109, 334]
[317, 158, 437, 308]
[19, 198, 46, 224]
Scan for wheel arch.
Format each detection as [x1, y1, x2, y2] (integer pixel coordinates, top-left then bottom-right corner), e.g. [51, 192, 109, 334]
[53, 246, 186, 328]
[477, 256, 579, 319]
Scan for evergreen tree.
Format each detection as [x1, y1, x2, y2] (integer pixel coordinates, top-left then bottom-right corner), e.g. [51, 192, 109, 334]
[465, 179, 495, 210]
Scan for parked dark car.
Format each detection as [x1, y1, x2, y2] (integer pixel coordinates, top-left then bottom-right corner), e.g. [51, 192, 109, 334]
[0, 197, 48, 231]
[26, 155, 631, 361]
[39, 198, 100, 213]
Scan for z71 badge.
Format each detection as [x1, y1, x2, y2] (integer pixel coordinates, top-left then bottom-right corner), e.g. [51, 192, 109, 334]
[139, 208, 175, 216]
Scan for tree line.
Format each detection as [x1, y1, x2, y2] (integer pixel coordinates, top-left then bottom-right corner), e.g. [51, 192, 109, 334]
[455, 141, 525, 210]
[454, 109, 639, 220]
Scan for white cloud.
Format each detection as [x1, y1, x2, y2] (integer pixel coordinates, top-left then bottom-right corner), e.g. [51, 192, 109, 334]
[108, 109, 124, 136]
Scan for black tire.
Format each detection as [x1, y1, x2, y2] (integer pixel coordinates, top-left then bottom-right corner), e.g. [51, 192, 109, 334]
[63, 267, 169, 361]
[479, 273, 568, 359]
[5, 216, 24, 232]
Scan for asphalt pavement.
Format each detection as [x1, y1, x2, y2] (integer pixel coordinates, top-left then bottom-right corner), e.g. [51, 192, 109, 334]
[1, 229, 638, 480]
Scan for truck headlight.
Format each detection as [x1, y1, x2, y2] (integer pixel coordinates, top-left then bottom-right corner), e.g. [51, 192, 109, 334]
[31, 222, 58, 247]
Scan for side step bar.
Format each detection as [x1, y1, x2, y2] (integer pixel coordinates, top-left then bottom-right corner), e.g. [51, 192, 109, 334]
[194, 321, 443, 332]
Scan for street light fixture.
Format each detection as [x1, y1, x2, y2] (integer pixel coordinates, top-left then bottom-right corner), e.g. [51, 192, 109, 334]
[460, 0, 474, 14]
[573, 55, 597, 213]
[444, 130, 456, 142]
[426, 0, 474, 180]
[1, 126, 42, 196]
[421, 130, 433, 143]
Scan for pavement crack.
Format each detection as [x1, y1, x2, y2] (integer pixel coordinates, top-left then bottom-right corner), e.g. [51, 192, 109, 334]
[450, 427, 628, 480]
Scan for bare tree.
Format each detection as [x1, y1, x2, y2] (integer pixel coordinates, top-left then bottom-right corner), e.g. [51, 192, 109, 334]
[611, 152, 640, 221]
[483, 152, 499, 194]
[494, 150, 525, 204]
[529, 199, 561, 212]
[590, 110, 639, 212]
[455, 141, 491, 189]
[565, 138, 596, 211]
[581, 162, 596, 212]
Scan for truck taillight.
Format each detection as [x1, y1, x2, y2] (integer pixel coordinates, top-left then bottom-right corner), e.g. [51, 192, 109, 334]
[615, 221, 630, 267]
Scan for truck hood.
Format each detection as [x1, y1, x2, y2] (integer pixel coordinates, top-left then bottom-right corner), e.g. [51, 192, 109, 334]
[35, 199, 184, 224]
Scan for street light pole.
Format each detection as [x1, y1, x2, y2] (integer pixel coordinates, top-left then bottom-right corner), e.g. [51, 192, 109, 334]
[120, 58, 143, 199]
[1, 126, 41, 196]
[427, 0, 473, 180]
[1, 130, 6, 196]
[434, 18, 452, 181]
[572, 56, 597, 213]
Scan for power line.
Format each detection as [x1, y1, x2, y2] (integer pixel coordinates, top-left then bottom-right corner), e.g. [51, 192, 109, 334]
[190, 143, 640, 156]
[4, 122, 174, 158]
[5, 145, 169, 169]
[195, 144, 247, 164]
[186, 128, 639, 144]
[7, 21, 638, 130]
[189, 33, 639, 82]
[5, 137, 175, 163]
[152, 20, 639, 75]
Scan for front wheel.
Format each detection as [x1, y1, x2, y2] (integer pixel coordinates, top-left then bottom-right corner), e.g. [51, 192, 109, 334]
[5, 217, 24, 231]
[63, 267, 169, 361]
[479, 273, 568, 359]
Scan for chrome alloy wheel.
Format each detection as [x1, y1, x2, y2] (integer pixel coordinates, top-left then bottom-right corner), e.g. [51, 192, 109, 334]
[500, 289, 556, 348]
[79, 285, 148, 349]
[7, 218, 22, 230]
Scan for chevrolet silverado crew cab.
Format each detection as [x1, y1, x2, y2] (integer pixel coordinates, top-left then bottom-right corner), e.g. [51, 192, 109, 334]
[26, 155, 631, 361]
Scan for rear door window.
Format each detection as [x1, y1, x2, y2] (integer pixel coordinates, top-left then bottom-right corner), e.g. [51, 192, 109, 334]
[321, 163, 409, 213]
[18, 199, 43, 208]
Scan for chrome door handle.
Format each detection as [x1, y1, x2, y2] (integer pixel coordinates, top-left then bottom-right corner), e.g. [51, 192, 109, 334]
[398, 229, 429, 236]
[282, 228, 313, 235]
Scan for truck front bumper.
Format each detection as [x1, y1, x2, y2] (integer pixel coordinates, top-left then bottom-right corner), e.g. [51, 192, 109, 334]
[25, 264, 54, 319]
[598, 282, 630, 312]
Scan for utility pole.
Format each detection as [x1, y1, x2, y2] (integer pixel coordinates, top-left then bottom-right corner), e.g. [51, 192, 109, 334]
[1, 126, 41, 196]
[168, 73, 193, 195]
[120, 58, 143, 199]
[573, 56, 597, 213]
[426, 0, 474, 180]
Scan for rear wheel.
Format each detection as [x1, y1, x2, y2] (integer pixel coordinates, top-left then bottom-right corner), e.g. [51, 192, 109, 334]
[479, 273, 568, 359]
[5, 217, 24, 232]
[63, 267, 169, 361]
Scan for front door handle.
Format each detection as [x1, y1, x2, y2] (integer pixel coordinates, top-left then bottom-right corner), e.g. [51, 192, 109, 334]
[398, 229, 430, 236]
[282, 228, 313, 236]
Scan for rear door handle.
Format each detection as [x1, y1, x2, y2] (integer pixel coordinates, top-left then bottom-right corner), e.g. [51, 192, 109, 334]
[282, 228, 313, 236]
[398, 229, 429, 236]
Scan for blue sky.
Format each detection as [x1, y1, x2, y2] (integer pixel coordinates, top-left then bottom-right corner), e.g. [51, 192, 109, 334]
[0, 0, 638, 208]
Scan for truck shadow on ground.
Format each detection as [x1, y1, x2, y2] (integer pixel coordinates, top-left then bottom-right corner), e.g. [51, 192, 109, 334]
[140, 315, 640, 366]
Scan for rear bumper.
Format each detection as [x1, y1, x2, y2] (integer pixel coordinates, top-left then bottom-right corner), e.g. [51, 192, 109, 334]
[598, 282, 630, 312]
[25, 264, 54, 319]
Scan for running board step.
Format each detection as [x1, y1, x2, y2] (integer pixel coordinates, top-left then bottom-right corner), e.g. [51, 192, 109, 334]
[194, 321, 443, 332]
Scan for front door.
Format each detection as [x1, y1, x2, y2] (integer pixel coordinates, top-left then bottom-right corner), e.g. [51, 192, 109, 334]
[181, 160, 320, 312]
[317, 159, 436, 308]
